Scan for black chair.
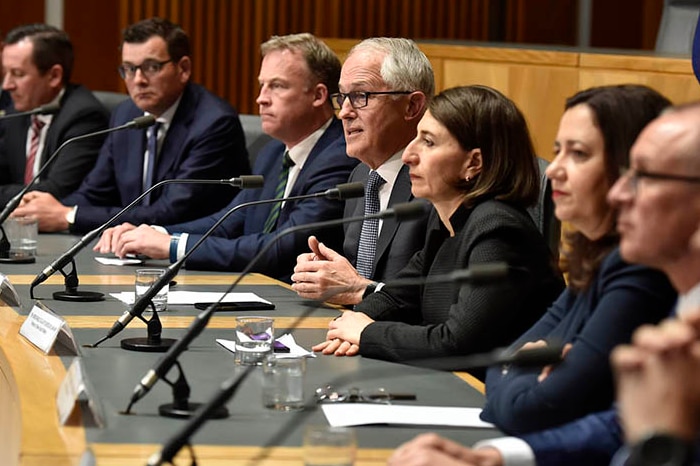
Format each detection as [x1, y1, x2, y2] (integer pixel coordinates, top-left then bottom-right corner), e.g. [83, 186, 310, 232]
[239, 114, 273, 168]
[92, 90, 130, 114]
[656, 0, 700, 54]
[527, 157, 561, 259]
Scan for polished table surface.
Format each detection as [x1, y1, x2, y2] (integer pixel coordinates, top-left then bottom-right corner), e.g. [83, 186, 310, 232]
[0, 233, 497, 465]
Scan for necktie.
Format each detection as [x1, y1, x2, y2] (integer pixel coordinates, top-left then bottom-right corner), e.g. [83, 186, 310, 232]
[24, 116, 45, 185]
[143, 121, 161, 205]
[263, 151, 295, 233]
[356, 170, 385, 279]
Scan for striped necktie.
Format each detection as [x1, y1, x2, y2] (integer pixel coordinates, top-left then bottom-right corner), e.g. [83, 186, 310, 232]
[24, 116, 45, 185]
[356, 170, 385, 279]
[263, 151, 294, 233]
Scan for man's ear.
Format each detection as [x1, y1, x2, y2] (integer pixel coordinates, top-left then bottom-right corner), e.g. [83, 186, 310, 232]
[177, 56, 192, 83]
[405, 91, 427, 121]
[311, 83, 329, 108]
[47, 64, 63, 88]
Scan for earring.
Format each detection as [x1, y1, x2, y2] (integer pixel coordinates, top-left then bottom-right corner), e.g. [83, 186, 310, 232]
[465, 175, 471, 182]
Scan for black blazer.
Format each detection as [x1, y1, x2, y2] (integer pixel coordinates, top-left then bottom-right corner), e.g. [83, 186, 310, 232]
[343, 163, 430, 282]
[357, 200, 565, 365]
[0, 84, 109, 206]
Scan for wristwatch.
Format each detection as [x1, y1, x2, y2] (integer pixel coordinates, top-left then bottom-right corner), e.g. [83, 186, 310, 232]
[627, 433, 694, 466]
[362, 281, 385, 299]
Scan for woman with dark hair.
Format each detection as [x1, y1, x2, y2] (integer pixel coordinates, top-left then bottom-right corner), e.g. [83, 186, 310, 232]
[480, 84, 678, 435]
[313, 85, 564, 364]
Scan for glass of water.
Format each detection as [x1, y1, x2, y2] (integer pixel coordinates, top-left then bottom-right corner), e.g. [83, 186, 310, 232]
[234, 316, 273, 365]
[134, 268, 168, 312]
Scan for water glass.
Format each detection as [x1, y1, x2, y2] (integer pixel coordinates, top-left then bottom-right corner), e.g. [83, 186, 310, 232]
[2, 216, 38, 259]
[262, 355, 306, 411]
[134, 268, 168, 312]
[234, 316, 273, 365]
[303, 425, 356, 466]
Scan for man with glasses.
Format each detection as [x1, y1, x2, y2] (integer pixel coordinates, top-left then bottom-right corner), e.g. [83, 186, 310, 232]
[13, 17, 249, 233]
[291, 38, 432, 323]
[0, 24, 109, 207]
[92, 33, 357, 280]
[385, 102, 700, 466]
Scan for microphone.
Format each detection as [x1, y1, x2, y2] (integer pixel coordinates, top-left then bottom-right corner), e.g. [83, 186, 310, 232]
[0, 101, 60, 120]
[141, 201, 429, 464]
[92, 182, 366, 351]
[0, 113, 156, 266]
[29, 174, 264, 300]
[409, 343, 564, 372]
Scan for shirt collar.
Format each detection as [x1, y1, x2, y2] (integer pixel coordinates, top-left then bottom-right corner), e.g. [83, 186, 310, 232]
[145, 93, 183, 129]
[285, 117, 333, 169]
[374, 150, 404, 186]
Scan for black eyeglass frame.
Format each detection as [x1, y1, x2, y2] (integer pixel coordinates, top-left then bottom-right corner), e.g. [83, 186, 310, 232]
[118, 59, 174, 80]
[330, 90, 413, 110]
[621, 167, 700, 195]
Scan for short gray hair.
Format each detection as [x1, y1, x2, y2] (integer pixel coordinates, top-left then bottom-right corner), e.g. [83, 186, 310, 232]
[349, 37, 435, 99]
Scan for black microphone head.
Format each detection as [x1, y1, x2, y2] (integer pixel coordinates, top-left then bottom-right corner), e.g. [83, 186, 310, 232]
[236, 175, 264, 189]
[131, 115, 157, 129]
[327, 182, 365, 200]
[38, 102, 61, 115]
[383, 200, 430, 221]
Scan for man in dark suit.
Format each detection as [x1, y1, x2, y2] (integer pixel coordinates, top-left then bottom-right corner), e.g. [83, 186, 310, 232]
[13, 18, 249, 233]
[93, 33, 357, 280]
[0, 24, 109, 207]
[291, 37, 433, 309]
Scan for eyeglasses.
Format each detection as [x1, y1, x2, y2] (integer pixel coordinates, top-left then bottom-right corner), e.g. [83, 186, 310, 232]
[118, 59, 173, 79]
[330, 91, 413, 110]
[620, 167, 700, 196]
[314, 385, 416, 404]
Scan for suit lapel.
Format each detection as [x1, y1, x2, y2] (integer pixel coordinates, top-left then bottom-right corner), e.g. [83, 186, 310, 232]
[288, 119, 343, 197]
[154, 84, 195, 181]
[374, 164, 413, 265]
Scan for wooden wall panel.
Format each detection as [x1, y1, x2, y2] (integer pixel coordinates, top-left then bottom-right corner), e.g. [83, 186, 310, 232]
[0, 0, 43, 38]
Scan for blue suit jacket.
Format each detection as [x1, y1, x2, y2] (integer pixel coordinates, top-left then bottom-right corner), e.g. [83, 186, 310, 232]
[62, 83, 250, 233]
[520, 408, 622, 466]
[166, 118, 358, 279]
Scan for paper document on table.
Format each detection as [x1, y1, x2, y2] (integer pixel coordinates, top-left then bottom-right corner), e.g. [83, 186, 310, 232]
[95, 257, 143, 266]
[109, 291, 272, 305]
[321, 403, 494, 428]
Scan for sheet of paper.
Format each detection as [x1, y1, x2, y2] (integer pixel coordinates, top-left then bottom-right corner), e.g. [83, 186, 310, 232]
[95, 257, 143, 266]
[321, 403, 494, 428]
[216, 333, 315, 358]
[109, 291, 272, 305]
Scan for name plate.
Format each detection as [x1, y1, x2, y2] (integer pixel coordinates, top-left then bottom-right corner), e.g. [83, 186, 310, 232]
[19, 301, 79, 355]
[0, 272, 21, 309]
[56, 358, 104, 427]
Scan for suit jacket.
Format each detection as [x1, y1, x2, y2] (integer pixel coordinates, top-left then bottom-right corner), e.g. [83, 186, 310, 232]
[0, 84, 109, 206]
[166, 118, 358, 279]
[62, 82, 250, 233]
[356, 200, 565, 364]
[520, 408, 623, 466]
[481, 248, 676, 435]
[343, 163, 428, 282]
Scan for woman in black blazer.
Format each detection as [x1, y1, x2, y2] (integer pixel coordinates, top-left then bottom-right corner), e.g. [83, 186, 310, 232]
[313, 85, 564, 366]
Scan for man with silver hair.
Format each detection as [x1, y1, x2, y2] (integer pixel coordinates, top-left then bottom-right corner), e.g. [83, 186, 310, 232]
[94, 33, 357, 280]
[292, 38, 433, 354]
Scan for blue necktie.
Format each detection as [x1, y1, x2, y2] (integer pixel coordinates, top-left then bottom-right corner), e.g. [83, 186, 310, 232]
[263, 151, 294, 233]
[356, 170, 385, 279]
[143, 121, 161, 205]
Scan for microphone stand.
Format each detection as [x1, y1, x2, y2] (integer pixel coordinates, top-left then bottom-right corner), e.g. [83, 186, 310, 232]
[29, 175, 262, 302]
[138, 203, 428, 465]
[88, 183, 363, 359]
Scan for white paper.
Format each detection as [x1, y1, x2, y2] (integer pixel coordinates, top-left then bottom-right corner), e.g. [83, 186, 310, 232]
[216, 333, 316, 358]
[321, 403, 494, 428]
[95, 257, 143, 266]
[109, 291, 272, 305]
[19, 302, 65, 354]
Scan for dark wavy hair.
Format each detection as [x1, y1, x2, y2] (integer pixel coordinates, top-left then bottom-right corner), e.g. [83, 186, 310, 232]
[122, 17, 190, 64]
[427, 85, 539, 209]
[560, 85, 671, 292]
